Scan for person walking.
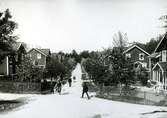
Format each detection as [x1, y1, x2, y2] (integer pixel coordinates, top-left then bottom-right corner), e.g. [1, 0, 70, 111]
[81, 82, 90, 99]
[57, 79, 62, 94]
[50, 82, 55, 94]
[73, 76, 76, 80]
[68, 78, 72, 87]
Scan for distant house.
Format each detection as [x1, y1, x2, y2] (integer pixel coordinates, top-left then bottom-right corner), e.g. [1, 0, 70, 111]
[28, 48, 51, 68]
[149, 33, 167, 89]
[123, 44, 150, 69]
[0, 42, 26, 75]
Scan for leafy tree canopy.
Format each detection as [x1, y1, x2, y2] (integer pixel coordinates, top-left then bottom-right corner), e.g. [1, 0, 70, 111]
[0, 9, 18, 63]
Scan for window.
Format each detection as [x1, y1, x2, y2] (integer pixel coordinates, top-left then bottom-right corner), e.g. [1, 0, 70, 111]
[142, 62, 147, 68]
[15, 55, 18, 62]
[37, 53, 41, 59]
[162, 50, 166, 62]
[125, 53, 131, 59]
[33, 60, 38, 65]
[139, 53, 144, 60]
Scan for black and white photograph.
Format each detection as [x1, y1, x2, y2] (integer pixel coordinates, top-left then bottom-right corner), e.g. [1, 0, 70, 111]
[0, 0, 167, 118]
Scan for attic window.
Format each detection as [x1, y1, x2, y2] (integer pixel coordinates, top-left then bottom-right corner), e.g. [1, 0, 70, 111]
[139, 53, 144, 60]
[37, 53, 41, 59]
[125, 53, 131, 59]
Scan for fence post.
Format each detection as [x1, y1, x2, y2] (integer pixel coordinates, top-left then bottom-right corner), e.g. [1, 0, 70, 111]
[144, 91, 146, 105]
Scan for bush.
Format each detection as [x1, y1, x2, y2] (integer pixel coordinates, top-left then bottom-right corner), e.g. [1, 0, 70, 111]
[16, 56, 44, 82]
[139, 71, 149, 86]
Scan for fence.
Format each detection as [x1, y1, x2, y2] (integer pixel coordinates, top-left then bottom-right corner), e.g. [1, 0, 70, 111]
[0, 81, 41, 94]
[96, 86, 167, 106]
[0, 78, 67, 94]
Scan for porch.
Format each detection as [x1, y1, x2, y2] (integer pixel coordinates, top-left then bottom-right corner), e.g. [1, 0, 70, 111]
[152, 62, 167, 90]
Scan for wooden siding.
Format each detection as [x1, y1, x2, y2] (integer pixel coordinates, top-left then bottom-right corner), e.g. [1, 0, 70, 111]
[125, 47, 149, 67]
[29, 49, 46, 67]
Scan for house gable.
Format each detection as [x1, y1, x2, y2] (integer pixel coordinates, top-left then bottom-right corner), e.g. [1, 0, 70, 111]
[123, 44, 150, 68]
[29, 48, 47, 57]
[28, 48, 51, 68]
[152, 62, 167, 72]
[123, 44, 150, 56]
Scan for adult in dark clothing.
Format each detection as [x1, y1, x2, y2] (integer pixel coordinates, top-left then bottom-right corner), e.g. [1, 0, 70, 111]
[60, 74, 63, 81]
[68, 78, 72, 87]
[73, 76, 76, 80]
[57, 80, 62, 94]
[81, 82, 90, 99]
[50, 82, 55, 94]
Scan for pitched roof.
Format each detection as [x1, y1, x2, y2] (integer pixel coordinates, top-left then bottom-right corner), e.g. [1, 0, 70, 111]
[123, 44, 150, 55]
[153, 62, 167, 72]
[38, 49, 50, 56]
[154, 33, 167, 53]
[29, 48, 50, 56]
[12, 42, 22, 51]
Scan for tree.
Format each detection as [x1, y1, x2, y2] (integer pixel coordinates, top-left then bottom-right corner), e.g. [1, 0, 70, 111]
[45, 52, 77, 82]
[136, 67, 149, 86]
[79, 50, 90, 59]
[111, 32, 135, 94]
[159, 15, 167, 28]
[71, 49, 81, 63]
[145, 36, 162, 54]
[62, 57, 77, 79]
[134, 36, 161, 54]
[16, 56, 43, 82]
[82, 50, 112, 85]
[112, 31, 128, 52]
[0, 9, 18, 63]
[45, 58, 65, 80]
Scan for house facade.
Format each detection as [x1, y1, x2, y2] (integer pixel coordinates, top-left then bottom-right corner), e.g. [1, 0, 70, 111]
[28, 48, 51, 68]
[149, 33, 167, 90]
[123, 44, 150, 69]
[0, 42, 26, 75]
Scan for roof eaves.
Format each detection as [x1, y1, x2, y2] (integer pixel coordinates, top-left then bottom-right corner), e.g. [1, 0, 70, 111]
[154, 33, 166, 53]
[28, 48, 47, 56]
[123, 45, 135, 54]
[152, 62, 164, 72]
[123, 44, 150, 55]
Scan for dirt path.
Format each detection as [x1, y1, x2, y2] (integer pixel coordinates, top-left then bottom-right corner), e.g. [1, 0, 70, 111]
[0, 64, 167, 118]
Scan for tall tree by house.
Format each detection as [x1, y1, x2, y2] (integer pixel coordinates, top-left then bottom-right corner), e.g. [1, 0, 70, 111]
[0, 9, 18, 63]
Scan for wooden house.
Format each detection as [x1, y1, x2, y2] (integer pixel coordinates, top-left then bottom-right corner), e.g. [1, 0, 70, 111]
[123, 44, 150, 69]
[28, 48, 51, 68]
[149, 33, 167, 89]
[0, 42, 26, 75]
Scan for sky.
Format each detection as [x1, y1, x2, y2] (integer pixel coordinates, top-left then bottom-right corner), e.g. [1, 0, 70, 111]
[0, 0, 167, 53]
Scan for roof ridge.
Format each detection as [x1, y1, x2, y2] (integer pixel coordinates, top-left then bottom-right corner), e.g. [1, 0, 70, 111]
[123, 44, 150, 55]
